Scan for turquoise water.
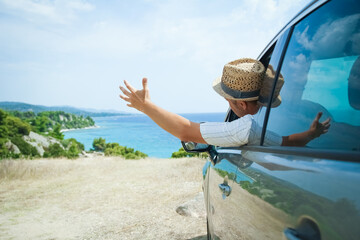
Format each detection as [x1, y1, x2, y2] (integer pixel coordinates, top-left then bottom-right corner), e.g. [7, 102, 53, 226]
[63, 112, 227, 158]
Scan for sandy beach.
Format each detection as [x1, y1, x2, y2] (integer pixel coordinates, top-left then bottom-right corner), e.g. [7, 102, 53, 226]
[60, 125, 100, 133]
[0, 156, 207, 240]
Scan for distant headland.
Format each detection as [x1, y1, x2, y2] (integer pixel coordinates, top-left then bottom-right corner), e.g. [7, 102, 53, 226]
[0, 101, 128, 117]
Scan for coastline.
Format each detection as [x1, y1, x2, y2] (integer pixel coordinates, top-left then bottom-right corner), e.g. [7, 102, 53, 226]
[61, 113, 227, 158]
[60, 125, 100, 133]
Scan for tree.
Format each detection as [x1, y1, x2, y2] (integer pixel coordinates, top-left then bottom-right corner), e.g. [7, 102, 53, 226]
[5, 116, 31, 136]
[34, 115, 51, 133]
[0, 109, 8, 124]
[92, 137, 106, 152]
[50, 124, 64, 140]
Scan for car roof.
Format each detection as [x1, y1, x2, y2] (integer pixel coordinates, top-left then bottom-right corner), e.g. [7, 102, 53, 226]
[257, 0, 329, 60]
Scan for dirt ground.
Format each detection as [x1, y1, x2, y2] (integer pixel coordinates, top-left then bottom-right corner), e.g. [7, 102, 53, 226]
[0, 156, 207, 240]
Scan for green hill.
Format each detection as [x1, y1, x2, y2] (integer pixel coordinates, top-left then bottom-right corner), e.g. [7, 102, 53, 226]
[0, 109, 85, 159]
[0, 101, 127, 117]
[9, 110, 96, 132]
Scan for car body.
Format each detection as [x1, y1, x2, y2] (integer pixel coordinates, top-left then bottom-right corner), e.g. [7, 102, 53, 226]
[183, 0, 360, 239]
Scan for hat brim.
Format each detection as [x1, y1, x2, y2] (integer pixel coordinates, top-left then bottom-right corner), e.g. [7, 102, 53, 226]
[258, 95, 282, 108]
[212, 76, 259, 101]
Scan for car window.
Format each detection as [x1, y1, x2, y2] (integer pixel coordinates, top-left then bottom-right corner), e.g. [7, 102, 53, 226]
[225, 28, 291, 146]
[225, 44, 275, 146]
[265, 0, 360, 151]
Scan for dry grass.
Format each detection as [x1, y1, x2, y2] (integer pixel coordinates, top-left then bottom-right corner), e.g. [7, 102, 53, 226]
[0, 156, 207, 240]
[0, 159, 76, 181]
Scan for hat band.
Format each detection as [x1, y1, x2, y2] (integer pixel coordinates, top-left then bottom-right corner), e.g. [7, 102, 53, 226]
[258, 95, 270, 104]
[221, 82, 260, 99]
[258, 95, 278, 104]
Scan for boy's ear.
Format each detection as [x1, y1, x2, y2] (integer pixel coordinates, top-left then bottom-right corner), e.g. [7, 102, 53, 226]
[236, 100, 247, 110]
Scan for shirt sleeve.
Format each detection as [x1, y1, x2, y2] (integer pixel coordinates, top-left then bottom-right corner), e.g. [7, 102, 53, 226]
[199, 115, 253, 147]
[248, 122, 282, 146]
[263, 130, 282, 146]
[200, 114, 282, 147]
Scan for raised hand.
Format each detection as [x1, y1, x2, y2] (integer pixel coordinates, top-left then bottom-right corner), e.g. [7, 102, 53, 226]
[309, 112, 331, 139]
[119, 78, 151, 112]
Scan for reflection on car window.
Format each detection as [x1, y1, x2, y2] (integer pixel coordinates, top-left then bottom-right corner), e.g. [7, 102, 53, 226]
[303, 56, 360, 126]
[266, 0, 360, 151]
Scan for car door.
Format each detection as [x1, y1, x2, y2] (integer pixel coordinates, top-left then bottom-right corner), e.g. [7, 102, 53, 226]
[205, 23, 293, 239]
[228, 0, 360, 239]
[205, 150, 242, 239]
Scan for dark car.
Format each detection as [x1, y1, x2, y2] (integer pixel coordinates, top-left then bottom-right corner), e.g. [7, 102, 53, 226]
[183, 0, 360, 239]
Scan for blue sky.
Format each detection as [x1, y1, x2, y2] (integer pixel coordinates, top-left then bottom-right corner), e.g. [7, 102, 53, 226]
[0, 0, 310, 113]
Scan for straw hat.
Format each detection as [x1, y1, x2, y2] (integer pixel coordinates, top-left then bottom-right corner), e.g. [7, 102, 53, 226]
[213, 58, 265, 101]
[258, 65, 284, 108]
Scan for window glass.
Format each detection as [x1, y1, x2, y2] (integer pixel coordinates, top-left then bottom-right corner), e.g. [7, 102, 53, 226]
[266, 0, 360, 151]
[303, 56, 359, 125]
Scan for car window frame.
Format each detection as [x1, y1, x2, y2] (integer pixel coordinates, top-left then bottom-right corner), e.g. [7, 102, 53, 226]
[247, 0, 360, 162]
[259, 26, 294, 146]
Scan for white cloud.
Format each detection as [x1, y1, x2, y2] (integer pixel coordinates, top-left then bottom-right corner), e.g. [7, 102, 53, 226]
[1, 0, 310, 64]
[295, 13, 360, 59]
[114, 0, 311, 72]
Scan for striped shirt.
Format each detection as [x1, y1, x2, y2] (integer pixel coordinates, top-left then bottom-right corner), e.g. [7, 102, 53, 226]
[200, 114, 282, 147]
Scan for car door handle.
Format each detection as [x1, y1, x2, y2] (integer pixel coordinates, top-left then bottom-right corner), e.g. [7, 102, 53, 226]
[219, 183, 231, 199]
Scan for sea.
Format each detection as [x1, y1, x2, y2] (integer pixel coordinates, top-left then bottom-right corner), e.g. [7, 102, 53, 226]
[63, 112, 227, 158]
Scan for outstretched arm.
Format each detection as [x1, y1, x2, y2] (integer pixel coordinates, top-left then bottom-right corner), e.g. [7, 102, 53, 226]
[119, 78, 207, 144]
[281, 112, 331, 147]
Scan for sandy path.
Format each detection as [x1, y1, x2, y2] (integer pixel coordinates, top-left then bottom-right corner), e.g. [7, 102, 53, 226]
[0, 156, 207, 240]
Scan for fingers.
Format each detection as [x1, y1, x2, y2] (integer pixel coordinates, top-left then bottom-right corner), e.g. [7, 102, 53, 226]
[142, 78, 148, 90]
[119, 94, 130, 102]
[119, 94, 134, 108]
[119, 79, 148, 110]
[314, 112, 323, 122]
[322, 117, 331, 125]
[119, 86, 131, 97]
[314, 112, 331, 131]
[322, 118, 331, 131]
[124, 80, 137, 94]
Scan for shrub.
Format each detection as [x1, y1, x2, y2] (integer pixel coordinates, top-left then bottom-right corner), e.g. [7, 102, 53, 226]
[94, 138, 147, 159]
[49, 124, 64, 140]
[10, 137, 38, 157]
[64, 138, 84, 158]
[0, 109, 8, 124]
[67, 142, 80, 158]
[92, 137, 106, 152]
[0, 138, 10, 159]
[62, 138, 84, 151]
[44, 143, 66, 158]
[5, 116, 31, 136]
[0, 125, 9, 138]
